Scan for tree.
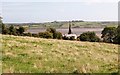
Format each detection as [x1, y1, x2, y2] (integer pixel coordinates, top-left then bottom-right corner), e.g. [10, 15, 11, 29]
[9, 25, 17, 35]
[46, 28, 62, 39]
[0, 17, 9, 34]
[2, 23, 9, 34]
[0, 17, 2, 34]
[0, 17, 4, 34]
[54, 32, 62, 39]
[39, 32, 53, 39]
[17, 26, 25, 35]
[101, 27, 116, 43]
[46, 28, 56, 33]
[113, 26, 120, 44]
[46, 28, 56, 38]
[79, 31, 100, 42]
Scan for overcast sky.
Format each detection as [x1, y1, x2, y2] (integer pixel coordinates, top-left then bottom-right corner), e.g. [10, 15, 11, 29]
[1, 0, 119, 23]
[2, 0, 119, 2]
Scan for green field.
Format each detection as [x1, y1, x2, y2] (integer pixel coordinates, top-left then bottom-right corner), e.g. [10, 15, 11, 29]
[5, 21, 118, 29]
[29, 21, 118, 28]
[1, 34, 119, 73]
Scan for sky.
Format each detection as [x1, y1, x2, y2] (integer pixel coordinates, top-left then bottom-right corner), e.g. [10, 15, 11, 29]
[1, 0, 119, 23]
[1, 0, 119, 2]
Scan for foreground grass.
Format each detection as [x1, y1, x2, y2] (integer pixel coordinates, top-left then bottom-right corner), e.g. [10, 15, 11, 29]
[0, 34, 119, 73]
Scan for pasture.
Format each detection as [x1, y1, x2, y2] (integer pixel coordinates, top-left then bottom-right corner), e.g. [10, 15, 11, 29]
[1, 34, 118, 73]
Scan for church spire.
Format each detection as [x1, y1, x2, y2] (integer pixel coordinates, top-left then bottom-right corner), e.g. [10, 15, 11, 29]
[68, 21, 72, 34]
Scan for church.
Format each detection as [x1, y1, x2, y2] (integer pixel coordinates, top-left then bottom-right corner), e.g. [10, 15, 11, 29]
[63, 21, 77, 40]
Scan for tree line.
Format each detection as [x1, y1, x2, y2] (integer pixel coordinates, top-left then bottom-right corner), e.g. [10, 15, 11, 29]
[80, 26, 120, 44]
[0, 20, 120, 44]
[1, 23, 63, 39]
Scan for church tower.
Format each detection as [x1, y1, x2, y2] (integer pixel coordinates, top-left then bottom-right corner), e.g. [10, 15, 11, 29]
[68, 21, 72, 34]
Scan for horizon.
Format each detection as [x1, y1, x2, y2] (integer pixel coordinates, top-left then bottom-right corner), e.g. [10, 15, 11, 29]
[3, 20, 118, 24]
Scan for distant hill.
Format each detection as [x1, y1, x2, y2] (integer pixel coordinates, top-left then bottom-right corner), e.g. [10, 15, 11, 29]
[1, 34, 118, 73]
[4, 21, 118, 29]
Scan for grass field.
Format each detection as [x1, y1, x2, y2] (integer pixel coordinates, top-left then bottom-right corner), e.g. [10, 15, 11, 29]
[1, 34, 119, 73]
[5, 21, 118, 29]
[28, 21, 118, 29]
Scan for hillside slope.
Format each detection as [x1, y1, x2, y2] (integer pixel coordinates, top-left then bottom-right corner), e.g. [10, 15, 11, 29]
[6, 21, 118, 29]
[1, 34, 118, 73]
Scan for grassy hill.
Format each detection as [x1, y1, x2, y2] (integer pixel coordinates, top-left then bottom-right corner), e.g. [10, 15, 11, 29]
[1, 34, 119, 73]
[5, 21, 118, 29]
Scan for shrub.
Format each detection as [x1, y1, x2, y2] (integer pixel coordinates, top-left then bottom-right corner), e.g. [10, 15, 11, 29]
[62, 35, 76, 40]
[23, 32, 32, 37]
[46, 28, 56, 33]
[79, 31, 100, 42]
[113, 26, 120, 44]
[54, 32, 62, 39]
[2, 24, 9, 34]
[46, 28, 62, 39]
[39, 32, 53, 39]
[32, 33, 39, 37]
[77, 37, 80, 41]
[113, 35, 120, 44]
[62, 36, 69, 40]
[101, 27, 116, 43]
[17, 26, 25, 35]
[70, 36, 76, 40]
[46, 28, 56, 39]
[8, 25, 17, 35]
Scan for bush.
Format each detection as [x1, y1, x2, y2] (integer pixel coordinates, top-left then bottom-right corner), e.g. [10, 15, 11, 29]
[70, 36, 76, 40]
[46, 28, 56, 39]
[113, 26, 120, 44]
[23, 32, 32, 37]
[62, 35, 76, 40]
[46, 28, 62, 39]
[79, 31, 100, 42]
[54, 32, 62, 39]
[17, 26, 25, 35]
[101, 27, 116, 43]
[8, 25, 17, 35]
[113, 35, 120, 44]
[39, 32, 53, 39]
[77, 37, 80, 41]
[62, 36, 69, 40]
[46, 28, 56, 33]
[32, 33, 39, 37]
[2, 24, 25, 36]
[2, 24, 9, 34]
